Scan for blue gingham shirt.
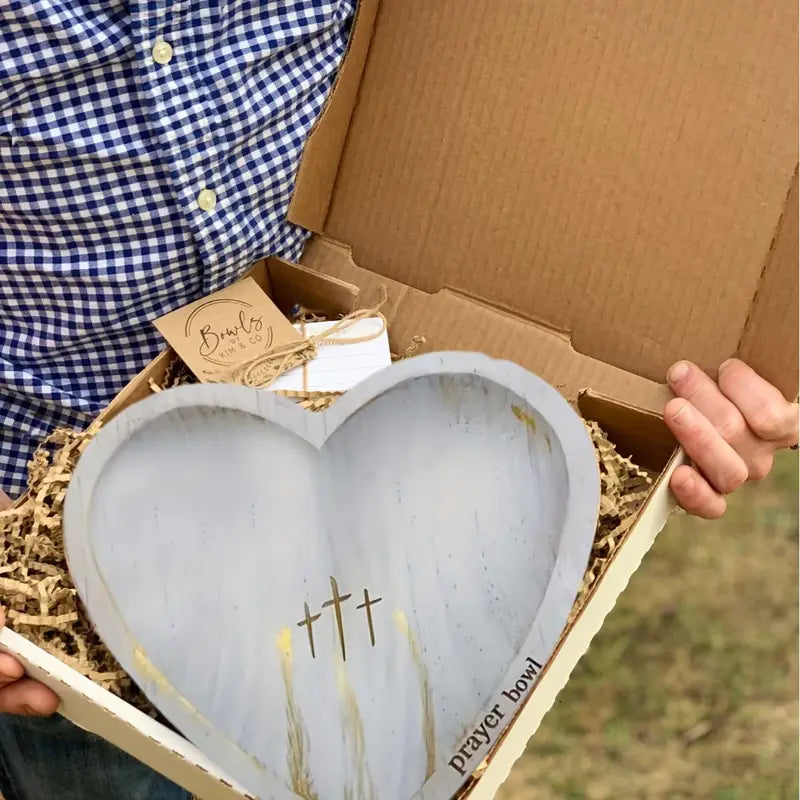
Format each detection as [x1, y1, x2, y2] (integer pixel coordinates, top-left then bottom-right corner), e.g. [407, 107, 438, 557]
[0, 1, 355, 496]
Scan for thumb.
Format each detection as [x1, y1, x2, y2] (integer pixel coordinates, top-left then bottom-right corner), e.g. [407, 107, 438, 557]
[0, 677, 60, 716]
[0, 608, 25, 686]
[0, 607, 60, 715]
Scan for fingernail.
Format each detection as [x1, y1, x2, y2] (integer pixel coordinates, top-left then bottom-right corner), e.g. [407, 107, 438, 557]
[668, 361, 689, 384]
[719, 358, 736, 373]
[671, 402, 692, 425]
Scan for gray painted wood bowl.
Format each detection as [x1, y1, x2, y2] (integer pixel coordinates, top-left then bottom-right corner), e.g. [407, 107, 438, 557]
[64, 351, 600, 800]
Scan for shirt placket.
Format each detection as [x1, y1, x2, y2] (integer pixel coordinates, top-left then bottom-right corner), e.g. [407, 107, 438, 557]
[129, 0, 232, 295]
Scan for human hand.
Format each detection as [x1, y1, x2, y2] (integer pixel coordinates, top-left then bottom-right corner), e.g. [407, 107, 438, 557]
[665, 358, 799, 519]
[0, 607, 60, 716]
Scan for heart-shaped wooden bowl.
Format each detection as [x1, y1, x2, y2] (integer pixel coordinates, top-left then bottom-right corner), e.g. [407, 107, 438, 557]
[64, 351, 600, 800]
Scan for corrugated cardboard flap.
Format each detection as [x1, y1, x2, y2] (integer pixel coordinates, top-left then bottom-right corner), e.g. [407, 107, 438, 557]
[291, 0, 798, 398]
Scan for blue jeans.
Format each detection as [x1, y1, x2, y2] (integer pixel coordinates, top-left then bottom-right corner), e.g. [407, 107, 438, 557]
[0, 713, 191, 800]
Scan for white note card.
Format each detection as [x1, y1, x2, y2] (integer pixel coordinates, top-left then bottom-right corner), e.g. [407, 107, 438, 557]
[268, 317, 391, 393]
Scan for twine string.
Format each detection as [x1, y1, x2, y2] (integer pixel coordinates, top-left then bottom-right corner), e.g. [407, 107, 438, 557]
[228, 287, 389, 390]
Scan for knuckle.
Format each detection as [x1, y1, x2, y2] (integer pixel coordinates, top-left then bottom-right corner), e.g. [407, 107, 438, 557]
[718, 358, 748, 392]
[749, 404, 785, 440]
[716, 410, 746, 443]
[671, 467, 727, 519]
[692, 427, 715, 452]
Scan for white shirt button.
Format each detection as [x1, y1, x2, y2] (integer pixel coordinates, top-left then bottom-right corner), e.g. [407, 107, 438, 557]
[197, 188, 217, 212]
[152, 39, 174, 65]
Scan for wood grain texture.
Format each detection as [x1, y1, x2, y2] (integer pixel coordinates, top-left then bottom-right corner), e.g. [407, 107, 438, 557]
[64, 352, 600, 800]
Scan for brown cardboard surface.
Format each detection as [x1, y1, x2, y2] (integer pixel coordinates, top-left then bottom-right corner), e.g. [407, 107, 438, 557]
[739, 168, 799, 398]
[577, 391, 676, 472]
[265, 256, 359, 317]
[287, 0, 379, 231]
[302, 237, 675, 415]
[291, 0, 798, 400]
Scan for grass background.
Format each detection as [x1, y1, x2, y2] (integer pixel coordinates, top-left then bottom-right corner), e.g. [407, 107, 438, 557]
[497, 451, 798, 800]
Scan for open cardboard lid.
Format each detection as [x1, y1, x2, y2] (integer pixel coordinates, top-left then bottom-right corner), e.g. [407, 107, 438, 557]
[289, 0, 798, 400]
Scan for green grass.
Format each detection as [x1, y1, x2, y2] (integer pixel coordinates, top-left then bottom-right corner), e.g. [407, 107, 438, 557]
[499, 451, 798, 800]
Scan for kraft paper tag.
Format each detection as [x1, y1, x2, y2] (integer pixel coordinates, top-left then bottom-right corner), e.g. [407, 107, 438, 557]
[154, 278, 304, 382]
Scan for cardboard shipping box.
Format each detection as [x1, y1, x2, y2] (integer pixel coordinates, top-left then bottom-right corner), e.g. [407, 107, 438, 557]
[1, 1, 797, 798]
